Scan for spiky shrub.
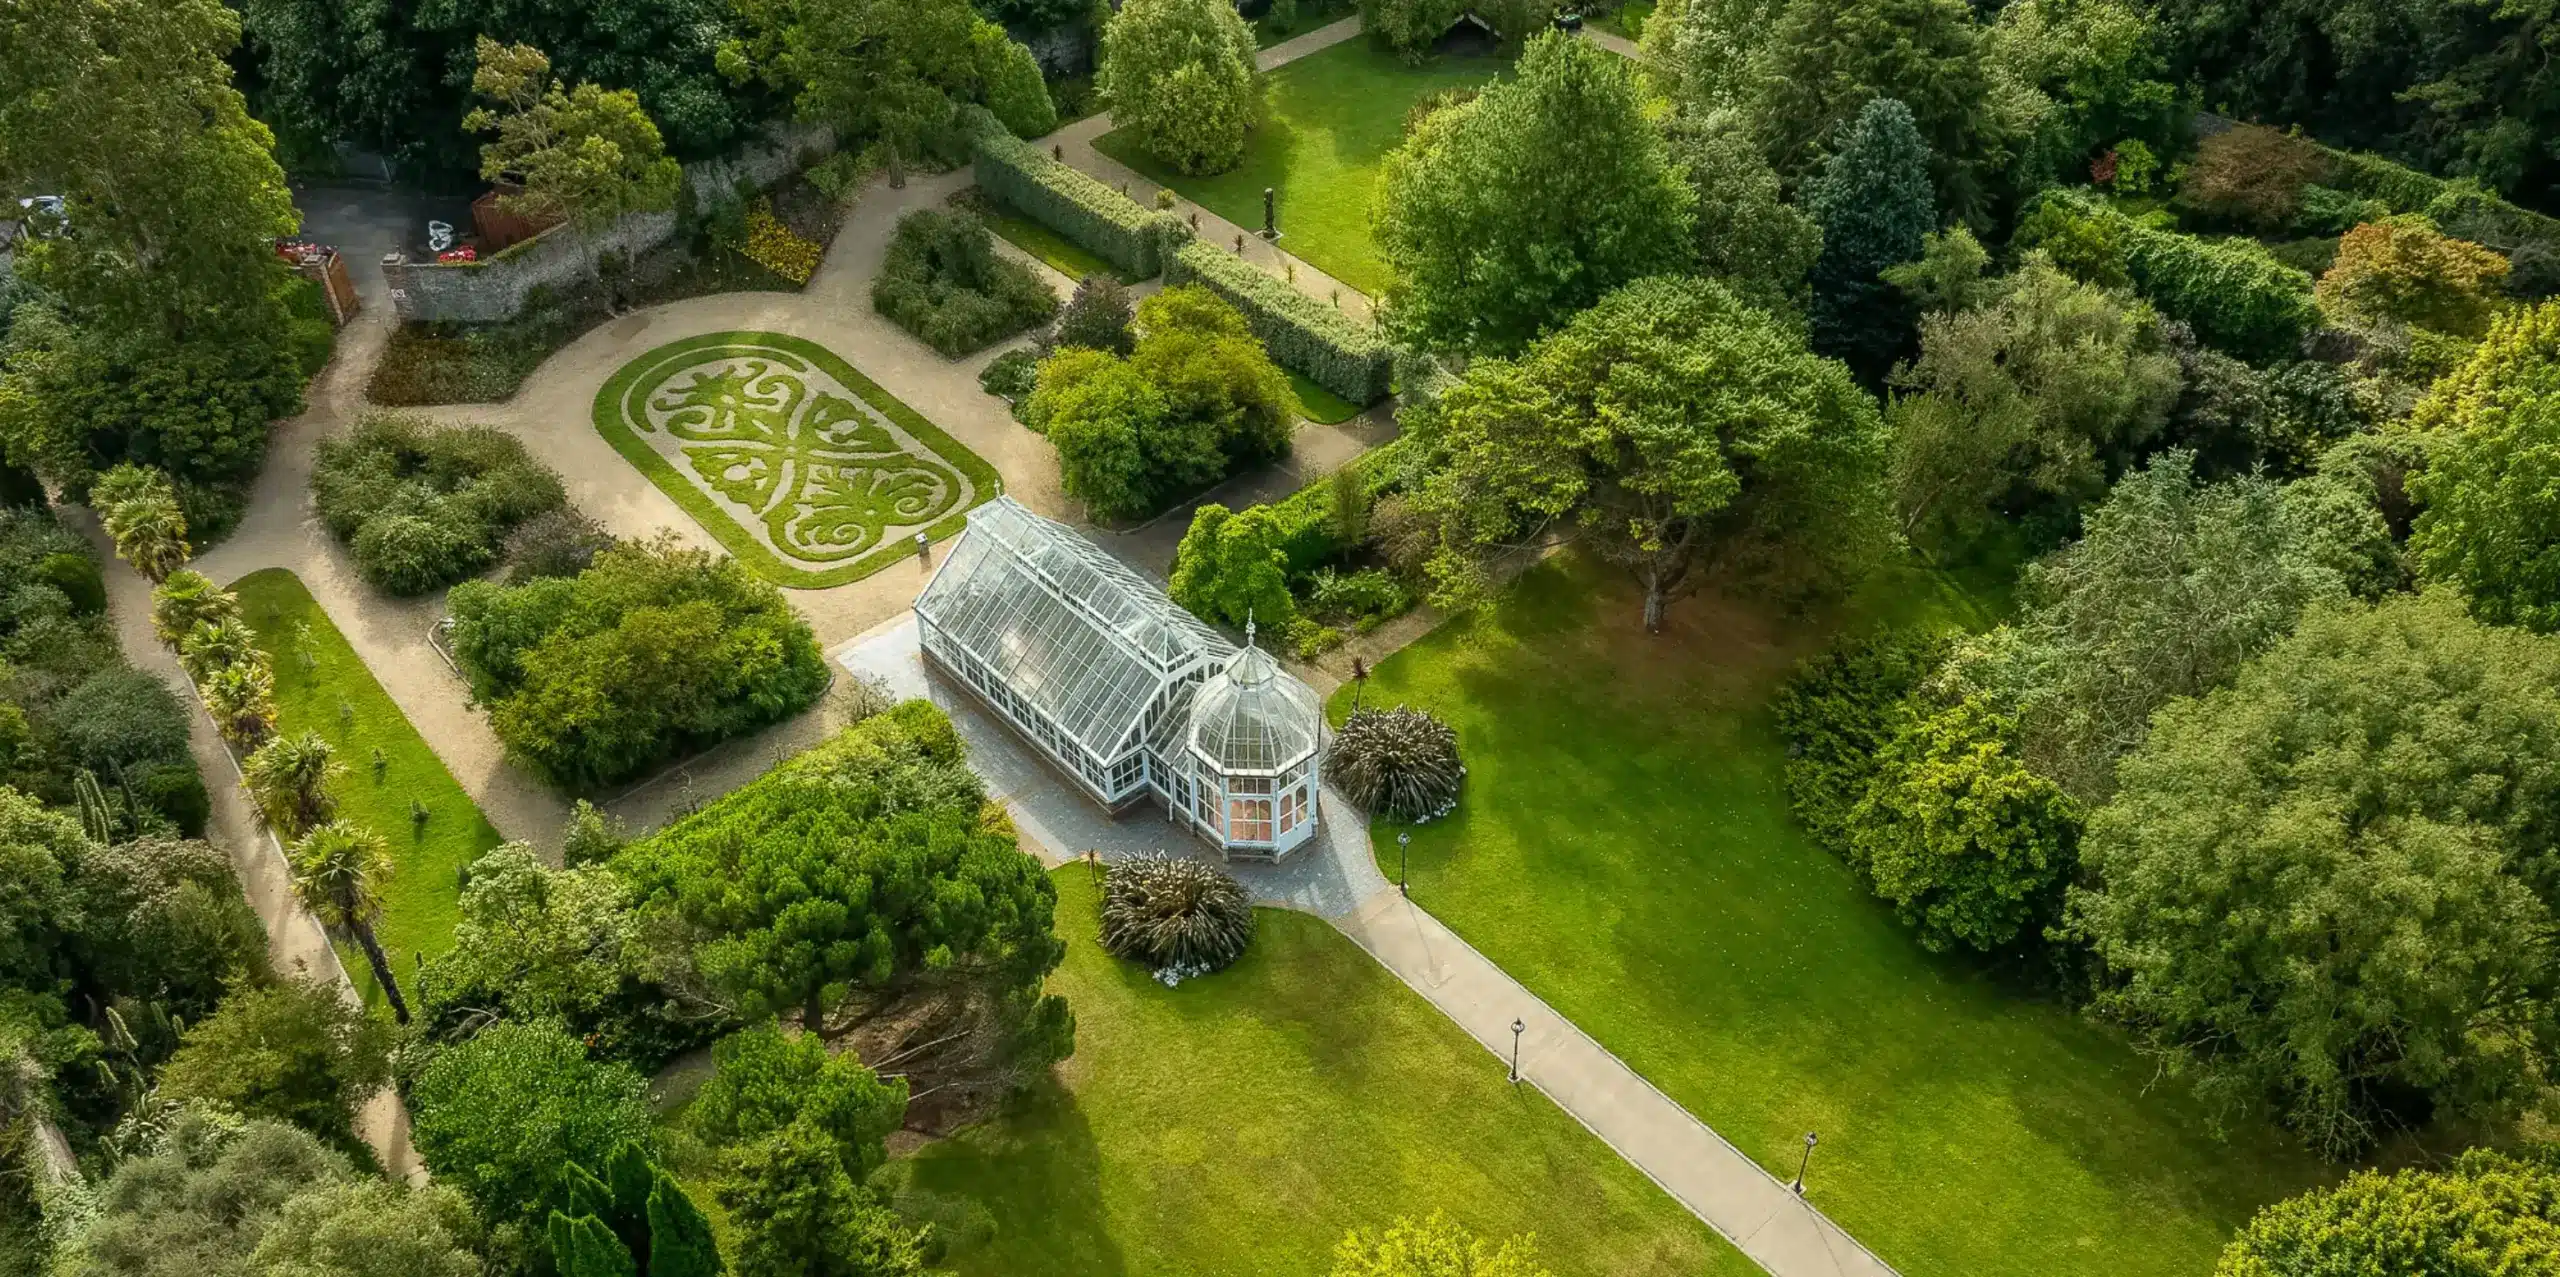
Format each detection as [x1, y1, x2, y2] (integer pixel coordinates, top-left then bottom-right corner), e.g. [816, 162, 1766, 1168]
[1098, 854, 1254, 972]
[1331, 706, 1463, 822]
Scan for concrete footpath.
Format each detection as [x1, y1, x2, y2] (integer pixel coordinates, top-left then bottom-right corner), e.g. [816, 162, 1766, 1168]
[1337, 889, 1899, 1277]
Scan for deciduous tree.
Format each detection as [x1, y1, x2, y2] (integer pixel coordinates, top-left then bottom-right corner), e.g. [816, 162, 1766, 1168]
[1754, 0, 2001, 220]
[1886, 256, 2181, 542]
[1374, 32, 1695, 354]
[2216, 1148, 2560, 1276]
[158, 978, 391, 1139]
[466, 38, 684, 233]
[2071, 590, 2560, 1157]
[2316, 214, 2511, 337]
[408, 1020, 659, 1236]
[1413, 276, 1891, 631]
[1846, 696, 2079, 955]
[2405, 301, 2560, 631]
[1099, 0, 1261, 175]
[1170, 504, 1298, 631]
[1331, 1213, 1554, 1277]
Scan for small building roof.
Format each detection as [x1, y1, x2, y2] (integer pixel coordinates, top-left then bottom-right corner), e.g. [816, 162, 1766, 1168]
[916, 498, 1232, 760]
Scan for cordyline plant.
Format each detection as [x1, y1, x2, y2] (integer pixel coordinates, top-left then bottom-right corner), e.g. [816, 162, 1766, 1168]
[1330, 706, 1464, 823]
[1098, 853, 1253, 973]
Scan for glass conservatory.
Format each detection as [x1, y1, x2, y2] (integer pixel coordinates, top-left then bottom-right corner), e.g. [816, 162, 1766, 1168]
[914, 498, 1325, 860]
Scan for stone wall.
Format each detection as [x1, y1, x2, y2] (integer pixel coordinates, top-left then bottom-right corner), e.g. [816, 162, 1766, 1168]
[384, 123, 835, 325]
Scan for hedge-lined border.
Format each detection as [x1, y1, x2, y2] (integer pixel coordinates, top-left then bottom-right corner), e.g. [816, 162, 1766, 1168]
[591, 331, 1001, 589]
[1165, 240, 1397, 405]
[965, 106, 1188, 280]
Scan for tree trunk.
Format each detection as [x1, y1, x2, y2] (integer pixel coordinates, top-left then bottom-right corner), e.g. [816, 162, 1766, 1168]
[806, 988, 829, 1037]
[1642, 569, 1666, 634]
[353, 923, 411, 1025]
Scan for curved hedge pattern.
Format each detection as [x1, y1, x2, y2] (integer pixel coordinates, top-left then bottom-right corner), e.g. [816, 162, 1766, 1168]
[592, 332, 1000, 587]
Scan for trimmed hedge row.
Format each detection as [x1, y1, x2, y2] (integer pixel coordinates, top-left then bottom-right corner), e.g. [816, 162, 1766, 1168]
[963, 107, 1187, 280]
[1262, 435, 1418, 572]
[2322, 147, 2560, 262]
[1163, 240, 1397, 405]
[2020, 191, 2320, 363]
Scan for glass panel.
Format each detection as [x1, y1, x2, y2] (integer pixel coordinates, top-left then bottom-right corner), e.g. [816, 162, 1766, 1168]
[1228, 797, 1273, 843]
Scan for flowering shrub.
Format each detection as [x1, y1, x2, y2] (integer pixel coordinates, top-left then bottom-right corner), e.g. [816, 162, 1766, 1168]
[742, 200, 821, 285]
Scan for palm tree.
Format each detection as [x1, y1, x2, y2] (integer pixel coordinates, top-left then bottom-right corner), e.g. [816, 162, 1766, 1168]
[98, 477, 192, 583]
[242, 732, 344, 837]
[289, 822, 410, 1025]
[178, 619, 259, 682]
[199, 658, 278, 747]
[150, 569, 240, 644]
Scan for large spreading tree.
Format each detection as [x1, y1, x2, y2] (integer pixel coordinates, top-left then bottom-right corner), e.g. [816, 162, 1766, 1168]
[1413, 276, 1891, 631]
[614, 703, 1072, 1107]
[723, 0, 978, 185]
[465, 38, 684, 233]
[2070, 590, 2560, 1157]
[1374, 31, 1695, 355]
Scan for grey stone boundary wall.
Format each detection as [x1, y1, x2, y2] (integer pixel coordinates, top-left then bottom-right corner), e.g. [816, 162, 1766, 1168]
[384, 123, 837, 324]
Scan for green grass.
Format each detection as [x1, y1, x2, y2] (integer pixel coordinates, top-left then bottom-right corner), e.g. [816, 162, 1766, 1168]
[1330, 556, 2335, 1277]
[592, 332, 1001, 588]
[1288, 370, 1366, 423]
[1094, 39, 1509, 297]
[895, 867, 1751, 1277]
[967, 192, 1142, 285]
[230, 568, 505, 1015]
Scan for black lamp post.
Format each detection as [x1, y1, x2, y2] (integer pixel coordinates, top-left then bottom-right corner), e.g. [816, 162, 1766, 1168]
[1791, 1131, 1818, 1195]
[1508, 1018, 1525, 1083]
[1261, 186, 1278, 240]
[1398, 830, 1410, 895]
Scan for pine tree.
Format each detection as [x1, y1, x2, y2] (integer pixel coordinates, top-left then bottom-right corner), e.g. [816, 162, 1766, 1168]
[645, 1170, 725, 1277]
[1804, 97, 1936, 385]
[548, 1212, 639, 1277]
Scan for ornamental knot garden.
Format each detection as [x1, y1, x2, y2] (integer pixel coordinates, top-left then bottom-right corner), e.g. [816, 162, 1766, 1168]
[595, 332, 1000, 586]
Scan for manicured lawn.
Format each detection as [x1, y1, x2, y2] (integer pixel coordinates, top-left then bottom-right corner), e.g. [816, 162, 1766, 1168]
[1331, 556, 2334, 1277]
[970, 194, 1140, 285]
[232, 569, 505, 1014]
[1288, 371, 1365, 423]
[1095, 40, 1508, 297]
[892, 867, 1749, 1277]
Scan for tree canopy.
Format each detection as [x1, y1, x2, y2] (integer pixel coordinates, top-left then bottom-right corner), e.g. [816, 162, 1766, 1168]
[1098, 0, 1261, 176]
[2404, 302, 2560, 631]
[2217, 1148, 2560, 1277]
[465, 38, 684, 232]
[1374, 31, 1695, 355]
[1412, 275, 1891, 630]
[1804, 98, 1936, 384]
[2072, 590, 2560, 1156]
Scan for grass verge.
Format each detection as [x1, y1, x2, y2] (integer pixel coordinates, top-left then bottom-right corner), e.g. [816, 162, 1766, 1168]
[230, 568, 505, 1015]
[891, 866, 1750, 1276]
[1329, 555, 2333, 1277]
[1288, 371, 1366, 424]
[591, 331, 1001, 589]
[957, 189, 1142, 285]
[1094, 39, 1509, 297]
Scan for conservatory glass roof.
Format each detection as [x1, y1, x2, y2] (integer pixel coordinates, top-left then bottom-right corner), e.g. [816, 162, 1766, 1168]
[916, 498, 1232, 758]
[1188, 640, 1323, 774]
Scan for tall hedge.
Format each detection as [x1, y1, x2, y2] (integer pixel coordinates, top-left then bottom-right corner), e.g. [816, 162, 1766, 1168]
[1163, 239, 1397, 404]
[964, 107, 1188, 280]
[2018, 191, 2320, 363]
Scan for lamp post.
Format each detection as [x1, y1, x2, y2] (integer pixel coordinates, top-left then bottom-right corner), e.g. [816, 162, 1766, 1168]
[1261, 186, 1278, 240]
[1398, 831, 1410, 896]
[1791, 1131, 1818, 1195]
[1508, 1018, 1525, 1083]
